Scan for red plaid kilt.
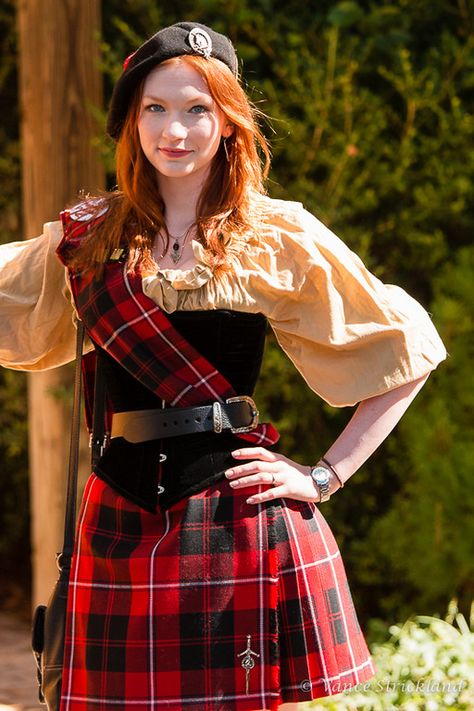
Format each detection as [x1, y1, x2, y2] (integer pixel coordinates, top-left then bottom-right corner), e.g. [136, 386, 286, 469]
[60, 473, 376, 710]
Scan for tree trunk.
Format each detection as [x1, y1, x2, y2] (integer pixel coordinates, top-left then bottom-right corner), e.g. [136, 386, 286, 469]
[17, 0, 104, 608]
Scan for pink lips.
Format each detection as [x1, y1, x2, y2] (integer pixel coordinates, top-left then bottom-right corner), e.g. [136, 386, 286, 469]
[159, 148, 193, 158]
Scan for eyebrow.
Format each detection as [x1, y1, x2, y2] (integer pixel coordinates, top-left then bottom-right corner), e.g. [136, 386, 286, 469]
[142, 94, 213, 104]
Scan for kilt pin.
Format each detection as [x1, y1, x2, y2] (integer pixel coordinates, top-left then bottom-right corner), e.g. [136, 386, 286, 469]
[56, 211, 376, 709]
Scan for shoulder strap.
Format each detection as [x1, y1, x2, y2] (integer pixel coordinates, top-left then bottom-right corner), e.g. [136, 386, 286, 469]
[59, 320, 85, 570]
[58, 323, 109, 571]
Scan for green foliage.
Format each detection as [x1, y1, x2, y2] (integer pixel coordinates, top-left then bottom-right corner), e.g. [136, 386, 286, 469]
[352, 247, 474, 619]
[0, 0, 20, 244]
[310, 600, 474, 709]
[0, 0, 473, 626]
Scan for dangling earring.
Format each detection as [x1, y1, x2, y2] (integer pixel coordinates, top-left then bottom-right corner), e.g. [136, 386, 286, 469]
[222, 137, 230, 162]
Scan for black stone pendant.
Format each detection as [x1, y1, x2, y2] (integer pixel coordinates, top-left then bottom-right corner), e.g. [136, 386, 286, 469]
[171, 239, 182, 264]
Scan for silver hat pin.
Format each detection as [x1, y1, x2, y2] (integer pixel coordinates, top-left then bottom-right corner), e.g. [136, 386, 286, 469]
[188, 27, 213, 59]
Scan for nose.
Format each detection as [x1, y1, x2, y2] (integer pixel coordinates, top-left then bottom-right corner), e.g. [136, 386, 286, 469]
[162, 115, 187, 141]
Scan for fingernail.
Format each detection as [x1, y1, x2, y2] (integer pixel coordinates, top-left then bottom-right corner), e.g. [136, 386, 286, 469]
[229, 480, 238, 487]
[246, 497, 255, 504]
[225, 470, 234, 478]
[232, 450, 241, 457]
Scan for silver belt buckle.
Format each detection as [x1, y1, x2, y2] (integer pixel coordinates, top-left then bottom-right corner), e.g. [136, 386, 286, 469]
[226, 396, 259, 434]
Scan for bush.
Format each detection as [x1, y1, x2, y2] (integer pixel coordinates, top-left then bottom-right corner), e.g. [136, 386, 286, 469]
[310, 600, 474, 710]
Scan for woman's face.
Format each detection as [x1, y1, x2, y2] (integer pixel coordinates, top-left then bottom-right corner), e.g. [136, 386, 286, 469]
[137, 62, 230, 184]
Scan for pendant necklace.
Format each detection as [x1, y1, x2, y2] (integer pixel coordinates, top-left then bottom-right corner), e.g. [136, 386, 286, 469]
[169, 232, 186, 264]
[168, 228, 192, 265]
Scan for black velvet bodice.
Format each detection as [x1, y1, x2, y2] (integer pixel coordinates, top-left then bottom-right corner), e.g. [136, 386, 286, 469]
[93, 310, 270, 512]
[96, 310, 267, 412]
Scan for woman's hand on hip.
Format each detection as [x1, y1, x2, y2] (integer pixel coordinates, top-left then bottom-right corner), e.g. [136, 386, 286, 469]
[224, 447, 340, 505]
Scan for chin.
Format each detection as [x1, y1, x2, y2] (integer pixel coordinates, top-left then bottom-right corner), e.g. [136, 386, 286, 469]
[157, 162, 212, 181]
[158, 167, 196, 179]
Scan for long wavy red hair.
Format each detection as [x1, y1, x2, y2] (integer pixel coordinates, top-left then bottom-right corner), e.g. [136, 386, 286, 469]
[66, 54, 271, 275]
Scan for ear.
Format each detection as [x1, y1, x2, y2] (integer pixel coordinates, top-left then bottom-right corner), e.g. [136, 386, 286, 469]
[222, 123, 234, 139]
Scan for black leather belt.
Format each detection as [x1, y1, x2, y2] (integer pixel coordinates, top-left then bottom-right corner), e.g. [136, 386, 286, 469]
[110, 396, 259, 443]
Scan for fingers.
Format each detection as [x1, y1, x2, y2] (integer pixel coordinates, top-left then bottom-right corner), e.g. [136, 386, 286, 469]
[246, 485, 287, 505]
[231, 447, 278, 462]
[226, 448, 319, 505]
[228, 469, 287, 504]
[226, 448, 280, 480]
[227, 472, 275, 489]
[225, 460, 279, 479]
[225, 451, 285, 504]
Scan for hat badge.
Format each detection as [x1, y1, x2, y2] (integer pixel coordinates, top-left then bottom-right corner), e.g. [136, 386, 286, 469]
[188, 27, 213, 59]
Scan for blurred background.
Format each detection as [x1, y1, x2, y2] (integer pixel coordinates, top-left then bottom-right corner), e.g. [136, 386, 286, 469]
[0, 0, 473, 708]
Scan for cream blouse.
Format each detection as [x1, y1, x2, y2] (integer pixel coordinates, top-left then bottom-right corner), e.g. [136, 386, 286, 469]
[0, 195, 446, 407]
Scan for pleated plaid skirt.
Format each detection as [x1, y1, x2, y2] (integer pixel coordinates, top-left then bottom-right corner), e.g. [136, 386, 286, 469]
[60, 473, 376, 711]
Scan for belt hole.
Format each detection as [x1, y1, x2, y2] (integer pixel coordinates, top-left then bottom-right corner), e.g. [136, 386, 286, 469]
[184, 418, 189, 424]
[195, 416, 201, 422]
[173, 420, 178, 425]
[163, 422, 167, 428]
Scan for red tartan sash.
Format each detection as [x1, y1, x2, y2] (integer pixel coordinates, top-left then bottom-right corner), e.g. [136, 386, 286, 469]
[56, 209, 279, 447]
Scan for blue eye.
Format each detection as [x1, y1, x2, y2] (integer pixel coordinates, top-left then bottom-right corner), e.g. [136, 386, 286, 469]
[189, 105, 209, 114]
[146, 104, 165, 113]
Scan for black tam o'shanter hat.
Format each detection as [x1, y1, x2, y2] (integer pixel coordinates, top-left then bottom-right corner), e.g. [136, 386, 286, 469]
[106, 22, 238, 141]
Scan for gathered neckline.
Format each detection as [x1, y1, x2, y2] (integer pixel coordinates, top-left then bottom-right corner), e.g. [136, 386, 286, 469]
[142, 239, 214, 291]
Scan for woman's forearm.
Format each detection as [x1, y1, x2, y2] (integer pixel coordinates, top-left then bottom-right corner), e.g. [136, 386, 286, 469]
[324, 373, 430, 484]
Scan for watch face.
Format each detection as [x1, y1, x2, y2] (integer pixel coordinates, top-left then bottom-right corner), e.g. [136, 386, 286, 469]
[311, 467, 330, 485]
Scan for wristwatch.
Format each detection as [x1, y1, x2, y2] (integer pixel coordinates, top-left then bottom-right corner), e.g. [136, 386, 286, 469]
[309, 464, 332, 502]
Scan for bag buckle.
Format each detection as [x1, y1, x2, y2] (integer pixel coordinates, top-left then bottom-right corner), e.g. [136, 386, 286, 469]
[226, 396, 259, 434]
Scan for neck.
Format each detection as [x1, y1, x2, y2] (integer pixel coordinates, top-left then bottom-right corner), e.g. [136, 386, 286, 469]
[157, 171, 207, 232]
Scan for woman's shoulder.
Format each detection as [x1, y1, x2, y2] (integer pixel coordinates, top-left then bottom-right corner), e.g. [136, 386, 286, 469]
[63, 196, 109, 224]
[248, 192, 331, 242]
[249, 192, 305, 228]
[56, 196, 110, 265]
[246, 192, 347, 269]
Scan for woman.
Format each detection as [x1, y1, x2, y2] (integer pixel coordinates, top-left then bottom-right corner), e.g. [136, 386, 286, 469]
[0, 21, 446, 711]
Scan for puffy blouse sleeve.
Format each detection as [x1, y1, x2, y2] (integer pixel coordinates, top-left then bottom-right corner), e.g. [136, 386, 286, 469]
[0, 220, 86, 370]
[248, 202, 447, 407]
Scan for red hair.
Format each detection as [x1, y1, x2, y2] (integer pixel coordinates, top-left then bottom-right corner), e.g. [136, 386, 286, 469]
[66, 55, 271, 275]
